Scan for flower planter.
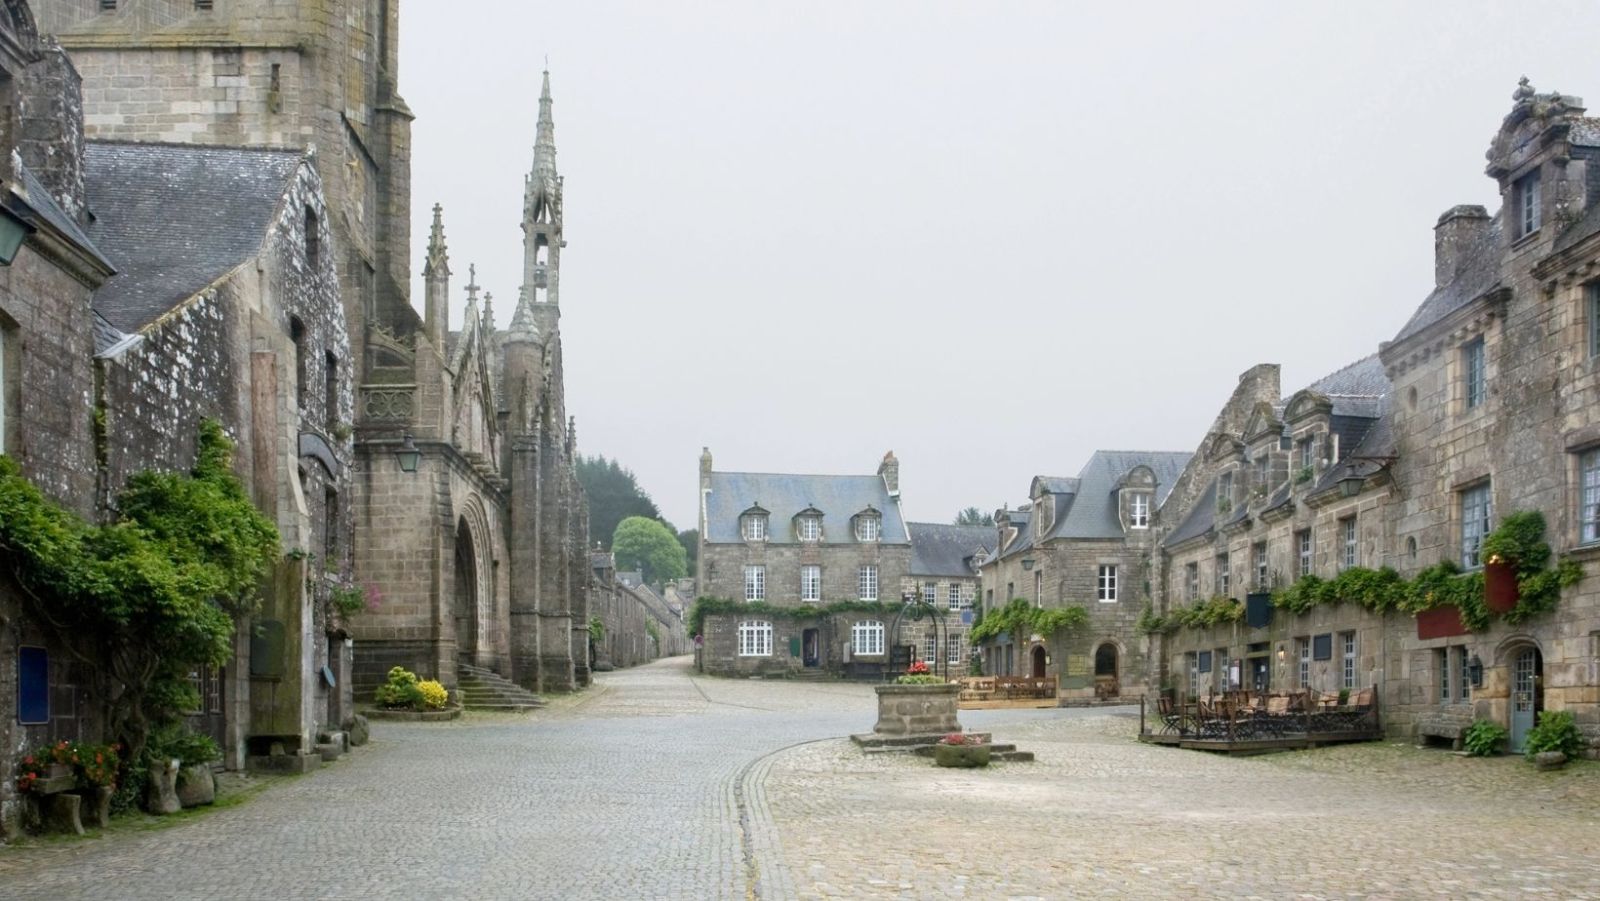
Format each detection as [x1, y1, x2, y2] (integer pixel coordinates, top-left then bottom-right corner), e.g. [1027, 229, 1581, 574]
[1484, 559, 1519, 614]
[176, 765, 215, 808]
[933, 744, 990, 768]
[1416, 605, 1469, 640]
[76, 785, 113, 828]
[872, 684, 961, 737]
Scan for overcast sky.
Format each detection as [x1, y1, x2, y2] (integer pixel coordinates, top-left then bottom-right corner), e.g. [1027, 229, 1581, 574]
[401, 1, 1600, 533]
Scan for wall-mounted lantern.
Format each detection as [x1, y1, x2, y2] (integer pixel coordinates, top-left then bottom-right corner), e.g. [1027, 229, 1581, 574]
[395, 433, 421, 473]
[1021, 557, 1036, 572]
[1468, 653, 1484, 688]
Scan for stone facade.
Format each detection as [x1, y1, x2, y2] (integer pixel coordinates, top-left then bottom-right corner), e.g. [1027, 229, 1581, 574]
[587, 562, 692, 669]
[349, 72, 591, 698]
[976, 453, 1190, 702]
[696, 451, 917, 678]
[904, 522, 991, 676]
[1153, 80, 1600, 753]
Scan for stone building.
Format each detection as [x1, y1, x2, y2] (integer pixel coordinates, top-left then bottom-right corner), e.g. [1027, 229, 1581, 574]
[349, 71, 591, 697]
[976, 451, 1189, 701]
[1155, 358, 1391, 701]
[32, 3, 597, 697]
[695, 450, 915, 678]
[586, 561, 692, 669]
[1152, 80, 1600, 753]
[0, 0, 117, 838]
[905, 522, 991, 674]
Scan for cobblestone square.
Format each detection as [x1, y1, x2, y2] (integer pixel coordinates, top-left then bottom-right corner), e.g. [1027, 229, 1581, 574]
[2, 657, 1598, 899]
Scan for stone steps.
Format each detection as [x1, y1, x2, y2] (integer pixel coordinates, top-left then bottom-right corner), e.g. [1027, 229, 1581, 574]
[456, 665, 546, 710]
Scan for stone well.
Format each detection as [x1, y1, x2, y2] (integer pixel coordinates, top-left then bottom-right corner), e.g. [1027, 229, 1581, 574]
[871, 683, 961, 737]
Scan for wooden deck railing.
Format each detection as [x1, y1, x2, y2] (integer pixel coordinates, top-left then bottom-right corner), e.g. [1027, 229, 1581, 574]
[956, 675, 1058, 703]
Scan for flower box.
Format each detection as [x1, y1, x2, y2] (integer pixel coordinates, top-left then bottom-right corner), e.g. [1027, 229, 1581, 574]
[1416, 605, 1469, 640]
[1484, 559, 1519, 614]
[933, 743, 990, 768]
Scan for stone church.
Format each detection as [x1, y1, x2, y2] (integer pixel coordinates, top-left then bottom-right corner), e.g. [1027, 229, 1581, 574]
[32, 1, 594, 697]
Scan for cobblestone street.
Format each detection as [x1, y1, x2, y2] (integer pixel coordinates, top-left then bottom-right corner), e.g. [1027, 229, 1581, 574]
[3, 656, 1600, 899]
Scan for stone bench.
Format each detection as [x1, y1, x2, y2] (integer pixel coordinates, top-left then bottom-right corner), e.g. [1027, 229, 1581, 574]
[1416, 712, 1474, 750]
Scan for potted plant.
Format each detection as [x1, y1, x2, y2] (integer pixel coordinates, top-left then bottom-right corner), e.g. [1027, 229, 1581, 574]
[933, 732, 990, 768]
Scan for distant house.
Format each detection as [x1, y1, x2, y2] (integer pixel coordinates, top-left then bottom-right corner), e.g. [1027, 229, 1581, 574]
[978, 450, 1190, 702]
[906, 522, 992, 674]
[695, 449, 919, 678]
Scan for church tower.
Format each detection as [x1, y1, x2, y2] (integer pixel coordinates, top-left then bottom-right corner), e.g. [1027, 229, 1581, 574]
[504, 69, 585, 692]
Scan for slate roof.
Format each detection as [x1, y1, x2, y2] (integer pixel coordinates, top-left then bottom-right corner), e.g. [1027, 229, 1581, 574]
[1555, 196, 1600, 254]
[1037, 450, 1192, 543]
[908, 523, 994, 577]
[1392, 217, 1504, 345]
[91, 310, 141, 358]
[16, 163, 110, 269]
[1302, 354, 1389, 401]
[84, 141, 304, 332]
[702, 471, 906, 544]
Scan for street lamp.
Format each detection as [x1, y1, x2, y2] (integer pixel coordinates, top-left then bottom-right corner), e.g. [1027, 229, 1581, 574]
[395, 433, 421, 473]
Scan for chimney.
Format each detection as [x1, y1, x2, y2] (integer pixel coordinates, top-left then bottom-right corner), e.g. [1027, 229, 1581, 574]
[878, 450, 899, 496]
[1434, 205, 1490, 288]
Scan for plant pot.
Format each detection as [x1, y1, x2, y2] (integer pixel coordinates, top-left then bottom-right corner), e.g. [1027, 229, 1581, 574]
[145, 759, 181, 815]
[934, 744, 990, 768]
[1484, 559, 1519, 614]
[77, 785, 113, 828]
[176, 764, 215, 808]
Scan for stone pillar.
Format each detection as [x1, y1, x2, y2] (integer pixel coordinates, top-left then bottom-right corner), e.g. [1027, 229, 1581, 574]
[508, 432, 542, 691]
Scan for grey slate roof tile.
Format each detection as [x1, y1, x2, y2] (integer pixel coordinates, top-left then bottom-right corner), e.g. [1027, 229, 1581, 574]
[83, 141, 304, 332]
[16, 163, 110, 269]
[1040, 450, 1191, 541]
[703, 471, 906, 544]
[908, 522, 994, 577]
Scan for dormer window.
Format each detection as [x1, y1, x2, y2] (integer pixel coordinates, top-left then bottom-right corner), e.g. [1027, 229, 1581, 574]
[797, 514, 821, 542]
[1298, 436, 1316, 471]
[1129, 492, 1150, 529]
[855, 512, 881, 542]
[1217, 472, 1233, 513]
[1515, 169, 1541, 239]
[741, 510, 768, 541]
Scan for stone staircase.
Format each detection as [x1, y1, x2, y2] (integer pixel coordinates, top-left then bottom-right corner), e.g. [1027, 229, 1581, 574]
[456, 664, 546, 711]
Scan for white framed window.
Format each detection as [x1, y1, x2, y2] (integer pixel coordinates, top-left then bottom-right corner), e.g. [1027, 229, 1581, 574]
[852, 620, 884, 656]
[1457, 646, 1471, 704]
[1438, 647, 1451, 704]
[1185, 562, 1198, 602]
[1299, 437, 1315, 471]
[947, 634, 963, 665]
[737, 621, 772, 657]
[1460, 482, 1492, 568]
[1129, 492, 1150, 529]
[946, 583, 961, 611]
[741, 513, 767, 542]
[1186, 652, 1200, 695]
[1580, 448, 1600, 545]
[1341, 631, 1357, 690]
[1096, 565, 1117, 602]
[1297, 529, 1313, 578]
[855, 515, 881, 542]
[922, 634, 937, 663]
[1463, 338, 1486, 410]
[800, 564, 821, 602]
[960, 584, 973, 609]
[921, 581, 937, 604]
[1217, 472, 1233, 512]
[797, 515, 821, 542]
[1215, 553, 1229, 597]
[1253, 542, 1268, 590]
[1297, 637, 1311, 688]
[1341, 517, 1357, 569]
[743, 564, 766, 602]
[1515, 169, 1541, 238]
[857, 564, 878, 601]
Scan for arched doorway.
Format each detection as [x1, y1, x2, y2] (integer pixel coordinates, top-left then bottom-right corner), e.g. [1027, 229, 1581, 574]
[1094, 643, 1119, 699]
[1031, 645, 1047, 678]
[1509, 645, 1544, 752]
[454, 516, 479, 666]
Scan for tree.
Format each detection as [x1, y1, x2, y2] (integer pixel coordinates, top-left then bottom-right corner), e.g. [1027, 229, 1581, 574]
[612, 516, 687, 583]
[955, 507, 995, 527]
[576, 454, 660, 549]
[676, 528, 698, 576]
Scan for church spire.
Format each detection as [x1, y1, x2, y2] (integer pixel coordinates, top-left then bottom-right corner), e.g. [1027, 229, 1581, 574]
[519, 67, 564, 315]
[423, 203, 450, 349]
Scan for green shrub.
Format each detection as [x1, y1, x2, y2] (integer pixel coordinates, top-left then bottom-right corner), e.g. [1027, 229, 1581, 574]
[374, 665, 424, 709]
[894, 674, 945, 685]
[1523, 710, 1585, 760]
[1462, 719, 1507, 756]
[416, 679, 449, 709]
[148, 725, 222, 767]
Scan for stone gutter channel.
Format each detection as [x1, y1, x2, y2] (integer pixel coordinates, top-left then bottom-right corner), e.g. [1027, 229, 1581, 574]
[734, 737, 828, 900]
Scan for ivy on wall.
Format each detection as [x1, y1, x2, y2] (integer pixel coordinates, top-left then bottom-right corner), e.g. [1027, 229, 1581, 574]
[0, 421, 278, 760]
[968, 598, 1088, 644]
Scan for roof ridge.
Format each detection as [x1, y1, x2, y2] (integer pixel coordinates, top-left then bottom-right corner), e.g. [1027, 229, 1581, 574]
[712, 470, 880, 479]
[86, 138, 307, 156]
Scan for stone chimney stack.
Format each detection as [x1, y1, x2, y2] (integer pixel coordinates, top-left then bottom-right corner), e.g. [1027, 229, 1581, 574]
[1434, 205, 1490, 288]
[878, 450, 899, 497]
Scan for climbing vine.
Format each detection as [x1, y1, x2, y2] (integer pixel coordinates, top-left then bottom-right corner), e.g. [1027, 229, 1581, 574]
[967, 598, 1088, 644]
[688, 597, 905, 637]
[0, 421, 279, 760]
[1138, 595, 1243, 634]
